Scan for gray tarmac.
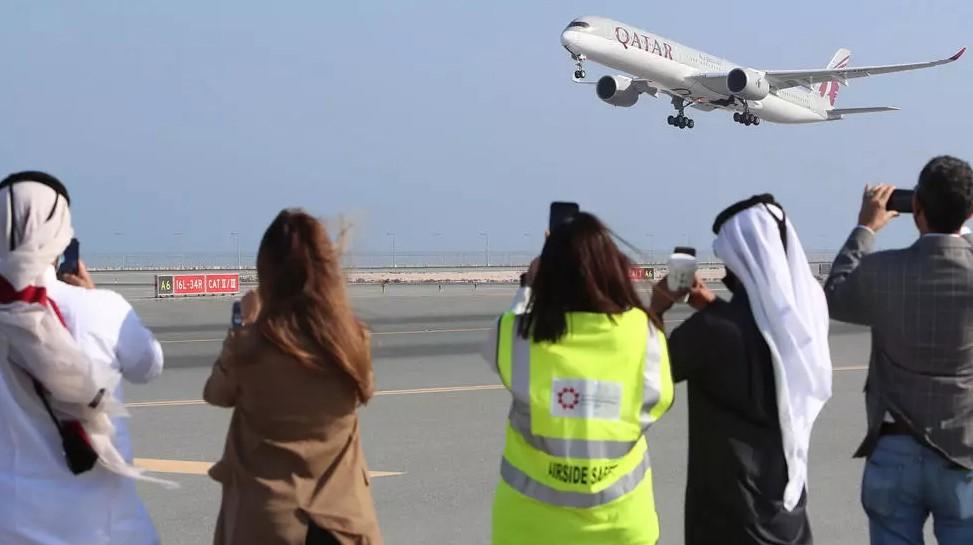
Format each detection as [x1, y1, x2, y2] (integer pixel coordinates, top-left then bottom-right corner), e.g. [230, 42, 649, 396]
[120, 283, 884, 544]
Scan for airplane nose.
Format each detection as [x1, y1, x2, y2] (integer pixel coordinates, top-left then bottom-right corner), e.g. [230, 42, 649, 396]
[560, 30, 578, 51]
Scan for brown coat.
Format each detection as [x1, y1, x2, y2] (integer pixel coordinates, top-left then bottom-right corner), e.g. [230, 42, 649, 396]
[203, 327, 384, 545]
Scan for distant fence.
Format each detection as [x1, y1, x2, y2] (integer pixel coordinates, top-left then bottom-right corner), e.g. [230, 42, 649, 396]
[85, 250, 840, 271]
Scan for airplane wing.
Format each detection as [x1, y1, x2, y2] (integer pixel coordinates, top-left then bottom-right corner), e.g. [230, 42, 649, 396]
[765, 47, 965, 90]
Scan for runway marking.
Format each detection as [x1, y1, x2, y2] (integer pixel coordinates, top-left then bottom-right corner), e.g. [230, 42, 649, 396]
[133, 458, 403, 478]
[126, 383, 507, 408]
[372, 327, 490, 336]
[129, 367, 870, 410]
[159, 322, 688, 344]
[161, 338, 222, 344]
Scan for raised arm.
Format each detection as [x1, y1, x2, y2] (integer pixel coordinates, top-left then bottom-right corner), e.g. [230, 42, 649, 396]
[203, 330, 243, 408]
[824, 227, 877, 325]
[115, 303, 164, 384]
[824, 184, 898, 325]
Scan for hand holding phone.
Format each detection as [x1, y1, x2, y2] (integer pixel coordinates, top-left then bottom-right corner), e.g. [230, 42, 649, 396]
[59, 238, 80, 276]
[231, 301, 243, 329]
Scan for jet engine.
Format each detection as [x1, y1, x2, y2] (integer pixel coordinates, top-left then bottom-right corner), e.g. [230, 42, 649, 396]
[726, 68, 770, 100]
[596, 75, 640, 107]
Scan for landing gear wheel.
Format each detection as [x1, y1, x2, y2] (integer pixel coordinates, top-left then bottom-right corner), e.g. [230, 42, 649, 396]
[572, 54, 587, 80]
[753, 117, 760, 126]
[687, 119, 695, 129]
[733, 113, 741, 123]
[744, 117, 752, 126]
[678, 117, 687, 129]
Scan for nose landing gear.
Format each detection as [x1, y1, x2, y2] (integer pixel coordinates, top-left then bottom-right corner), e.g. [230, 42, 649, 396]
[572, 54, 587, 80]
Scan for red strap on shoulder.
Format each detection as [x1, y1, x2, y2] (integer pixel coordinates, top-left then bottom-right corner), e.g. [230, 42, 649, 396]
[0, 275, 67, 327]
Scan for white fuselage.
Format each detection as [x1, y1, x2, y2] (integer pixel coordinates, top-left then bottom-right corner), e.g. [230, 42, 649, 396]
[561, 16, 828, 123]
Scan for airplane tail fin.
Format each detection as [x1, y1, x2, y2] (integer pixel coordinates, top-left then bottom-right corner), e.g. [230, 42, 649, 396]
[818, 48, 851, 109]
[827, 48, 852, 69]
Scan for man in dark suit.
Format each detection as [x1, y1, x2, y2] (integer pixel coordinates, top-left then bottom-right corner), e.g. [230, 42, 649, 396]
[826, 155, 973, 545]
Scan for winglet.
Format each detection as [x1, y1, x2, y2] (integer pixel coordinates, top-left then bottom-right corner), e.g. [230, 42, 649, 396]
[950, 47, 966, 62]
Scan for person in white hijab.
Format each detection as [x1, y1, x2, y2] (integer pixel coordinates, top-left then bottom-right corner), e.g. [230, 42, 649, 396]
[0, 172, 171, 545]
[649, 194, 832, 545]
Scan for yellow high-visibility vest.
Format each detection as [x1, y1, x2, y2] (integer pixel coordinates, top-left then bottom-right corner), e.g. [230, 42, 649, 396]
[492, 308, 674, 545]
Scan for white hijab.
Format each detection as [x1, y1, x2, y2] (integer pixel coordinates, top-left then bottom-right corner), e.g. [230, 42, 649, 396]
[713, 202, 832, 511]
[0, 180, 174, 487]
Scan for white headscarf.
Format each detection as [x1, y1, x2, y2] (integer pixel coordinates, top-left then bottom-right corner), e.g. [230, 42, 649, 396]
[0, 179, 174, 487]
[713, 202, 832, 511]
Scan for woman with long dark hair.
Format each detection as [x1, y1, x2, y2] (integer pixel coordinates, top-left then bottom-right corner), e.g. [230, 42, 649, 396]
[204, 209, 383, 545]
[484, 211, 674, 545]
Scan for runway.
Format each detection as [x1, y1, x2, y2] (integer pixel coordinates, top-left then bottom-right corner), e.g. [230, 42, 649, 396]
[123, 283, 878, 544]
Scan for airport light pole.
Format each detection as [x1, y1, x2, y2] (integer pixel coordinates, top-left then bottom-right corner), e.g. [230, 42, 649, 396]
[432, 232, 444, 266]
[230, 232, 241, 271]
[173, 232, 185, 269]
[386, 232, 397, 268]
[113, 231, 125, 269]
[479, 232, 490, 267]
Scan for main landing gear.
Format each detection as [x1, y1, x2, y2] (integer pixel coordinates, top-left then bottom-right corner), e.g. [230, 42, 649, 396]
[572, 54, 587, 80]
[667, 97, 695, 129]
[733, 111, 760, 126]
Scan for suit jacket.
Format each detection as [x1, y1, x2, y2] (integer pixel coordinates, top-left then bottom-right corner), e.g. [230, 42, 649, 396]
[204, 326, 384, 545]
[825, 227, 973, 468]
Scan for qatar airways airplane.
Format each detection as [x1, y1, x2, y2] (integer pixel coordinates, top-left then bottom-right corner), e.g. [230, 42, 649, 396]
[560, 16, 965, 129]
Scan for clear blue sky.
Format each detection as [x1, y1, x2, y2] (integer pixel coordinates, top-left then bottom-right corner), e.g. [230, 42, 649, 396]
[1, 1, 970, 257]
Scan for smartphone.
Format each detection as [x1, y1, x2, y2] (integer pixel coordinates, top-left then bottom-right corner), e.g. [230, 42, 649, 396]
[888, 189, 915, 214]
[59, 238, 80, 276]
[231, 301, 243, 329]
[549, 202, 580, 231]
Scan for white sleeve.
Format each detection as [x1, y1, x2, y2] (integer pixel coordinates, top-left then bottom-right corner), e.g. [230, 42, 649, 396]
[482, 287, 532, 374]
[114, 297, 164, 384]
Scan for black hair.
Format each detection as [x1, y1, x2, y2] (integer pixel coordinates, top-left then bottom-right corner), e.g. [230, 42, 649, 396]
[916, 156, 973, 233]
[520, 212, 645, 343]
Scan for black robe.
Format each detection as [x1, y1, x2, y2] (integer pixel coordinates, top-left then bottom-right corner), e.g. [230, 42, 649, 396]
[668, 289, 812, 545]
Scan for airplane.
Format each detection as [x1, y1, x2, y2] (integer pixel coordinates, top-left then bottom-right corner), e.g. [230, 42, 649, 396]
[560, 16, 965, 129]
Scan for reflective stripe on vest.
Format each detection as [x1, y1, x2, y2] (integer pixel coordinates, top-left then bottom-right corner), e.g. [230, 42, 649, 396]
[496, 309, 674, 508]
[500, 449, 651, 509]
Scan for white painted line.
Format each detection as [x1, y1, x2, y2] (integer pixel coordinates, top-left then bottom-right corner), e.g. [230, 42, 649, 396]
[158, 322, 699, 345]
[127, 383, 507, 408]
[133, 458, 403, 478]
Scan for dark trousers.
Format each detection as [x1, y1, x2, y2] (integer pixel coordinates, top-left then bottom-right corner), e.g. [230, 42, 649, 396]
[306, 522, 341, 545]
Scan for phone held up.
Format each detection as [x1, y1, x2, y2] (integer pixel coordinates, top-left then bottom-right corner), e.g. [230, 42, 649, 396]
[887, 189, 915, 214]
[58, 238, 80, 276]
[549, 201, 579, 232]
[231, 301, 243, 329]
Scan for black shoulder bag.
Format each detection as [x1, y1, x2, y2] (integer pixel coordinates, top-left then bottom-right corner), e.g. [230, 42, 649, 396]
[32, 379, 100, 474]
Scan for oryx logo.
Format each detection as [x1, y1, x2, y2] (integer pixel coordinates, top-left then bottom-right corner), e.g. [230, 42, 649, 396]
[819, 54, 850, 107]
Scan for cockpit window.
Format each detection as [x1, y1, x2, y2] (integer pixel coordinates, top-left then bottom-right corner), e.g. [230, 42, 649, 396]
[567, 21, 590, 29]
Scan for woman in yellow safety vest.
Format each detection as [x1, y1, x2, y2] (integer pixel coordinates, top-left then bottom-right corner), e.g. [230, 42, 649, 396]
[483, 211, 674, 545]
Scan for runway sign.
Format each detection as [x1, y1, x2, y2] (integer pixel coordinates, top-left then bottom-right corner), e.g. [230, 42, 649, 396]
[629, 266, 654, 281]
[156, 273, 240, 298]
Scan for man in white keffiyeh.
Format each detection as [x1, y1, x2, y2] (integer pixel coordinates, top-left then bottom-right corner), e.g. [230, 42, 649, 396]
[649, 194, 832, 545]
[0, 172, 171, 545]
